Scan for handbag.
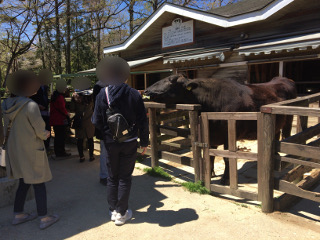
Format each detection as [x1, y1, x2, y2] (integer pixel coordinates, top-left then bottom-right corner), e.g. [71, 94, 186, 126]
[105, 87, 135, 143]
[1, 99, 31, 167]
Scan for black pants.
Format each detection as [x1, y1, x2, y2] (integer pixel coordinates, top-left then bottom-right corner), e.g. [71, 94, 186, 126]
[42, 116, 51, 150]
[14, 179, 47, 216]
[53, 125, 66, 156]
[105, 140, 137, 215]
[77, 138, 94, 158]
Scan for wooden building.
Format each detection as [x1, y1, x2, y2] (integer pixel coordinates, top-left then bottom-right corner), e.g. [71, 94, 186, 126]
[100, 0, 320, 95]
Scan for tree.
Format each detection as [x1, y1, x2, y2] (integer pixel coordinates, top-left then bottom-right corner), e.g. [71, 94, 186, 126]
[0, 0, 62, 86]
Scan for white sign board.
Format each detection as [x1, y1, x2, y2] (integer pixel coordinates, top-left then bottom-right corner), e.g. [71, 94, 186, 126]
[162, 19, 194, 48]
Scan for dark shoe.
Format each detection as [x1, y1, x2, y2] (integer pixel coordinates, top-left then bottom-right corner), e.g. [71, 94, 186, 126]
[79, 157, 85, 163]
[56, 153, 71, 158]
[12, 213, 37, 225]
[100, 178, 108, 186]
[40, 214, 60, 230]
[89, 156, 95, 162]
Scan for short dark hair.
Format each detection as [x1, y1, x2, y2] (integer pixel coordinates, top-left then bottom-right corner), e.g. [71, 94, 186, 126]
[7, 70, 38, 96]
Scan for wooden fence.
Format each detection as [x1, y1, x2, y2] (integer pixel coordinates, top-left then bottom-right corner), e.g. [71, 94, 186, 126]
[145, 93, 320, 213]
[201, 112, 260, 201]
[144, 102, 202, 182]
[260, 92, 320, 212]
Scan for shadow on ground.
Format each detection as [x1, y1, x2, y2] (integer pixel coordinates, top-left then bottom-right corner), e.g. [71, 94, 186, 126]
[0, 147, 199, 240]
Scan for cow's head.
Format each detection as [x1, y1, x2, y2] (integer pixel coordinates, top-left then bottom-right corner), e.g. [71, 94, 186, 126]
[144, 74, 191, 104]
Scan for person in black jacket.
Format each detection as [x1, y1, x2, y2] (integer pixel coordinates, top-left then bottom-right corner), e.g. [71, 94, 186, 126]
[30, 69, 52, 150]
[92, 56, 148, 226]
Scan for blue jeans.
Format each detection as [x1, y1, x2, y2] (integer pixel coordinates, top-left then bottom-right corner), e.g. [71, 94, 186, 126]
[100, 140, 108, 179]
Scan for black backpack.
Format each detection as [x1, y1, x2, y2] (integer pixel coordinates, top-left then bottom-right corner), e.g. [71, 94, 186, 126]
[105, 87, 134, 143]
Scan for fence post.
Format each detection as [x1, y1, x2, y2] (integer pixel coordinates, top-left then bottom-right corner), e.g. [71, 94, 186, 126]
[201, 113, 211, 190]
[259, 112, 276, 213]
[228, 119, 238, 190]
[189, 110, 200, 182]
[148, 107, 159, 168]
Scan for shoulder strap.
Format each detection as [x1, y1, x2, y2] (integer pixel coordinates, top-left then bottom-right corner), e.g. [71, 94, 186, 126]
[2, 99, 31, 149]
[105, 87, 110, 107]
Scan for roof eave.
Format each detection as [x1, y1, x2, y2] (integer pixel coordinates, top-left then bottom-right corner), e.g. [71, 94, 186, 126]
[103, 0, 294, 55]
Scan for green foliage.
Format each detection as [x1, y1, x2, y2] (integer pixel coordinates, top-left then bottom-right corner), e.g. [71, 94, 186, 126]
[143, 167, 172, 180]
[181, 181, 210, 195]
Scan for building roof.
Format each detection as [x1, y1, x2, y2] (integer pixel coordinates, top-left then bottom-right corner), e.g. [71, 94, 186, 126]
[104, 0, 295, 54]
[236, 32, 320, 56]
[209, 0, 276, 18]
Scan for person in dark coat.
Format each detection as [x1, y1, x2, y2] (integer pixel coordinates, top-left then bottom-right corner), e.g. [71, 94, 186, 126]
[30, 69, 52, 150]
[93, 81, 108, 185]
[70, 90, 95, 162]
[92, 56, 149, 226]
[50, 79, 71, 158]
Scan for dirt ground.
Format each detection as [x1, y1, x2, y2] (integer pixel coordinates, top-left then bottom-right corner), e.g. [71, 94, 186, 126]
[0, 145, 320, 240]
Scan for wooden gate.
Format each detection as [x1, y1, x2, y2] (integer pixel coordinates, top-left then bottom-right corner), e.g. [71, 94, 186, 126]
[201, 112, 260, 201]
[144, 102, 202, 182]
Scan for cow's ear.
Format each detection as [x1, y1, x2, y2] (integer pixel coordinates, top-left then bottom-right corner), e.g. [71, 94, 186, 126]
[169, 75, 179, 83]
[185, 82, 198, 91]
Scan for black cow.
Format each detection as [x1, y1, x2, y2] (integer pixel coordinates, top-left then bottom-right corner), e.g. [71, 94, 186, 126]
[144, 74, 297, 184]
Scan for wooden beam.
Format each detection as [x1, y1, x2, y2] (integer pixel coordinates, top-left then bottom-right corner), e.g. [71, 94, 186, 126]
[276, 142, 320, 161]
[206, 112, 258, 121]
[283, 123, 320, 144]
[259, 113, 276, 213]
[174, 104, 201, 111]
[274, 169, 320, 210]
[159, 126, 191, 139]
[189, 111, 201, 182]
[160, 151, 192, 167]
[261, 105, 320, 118]
[257, 113, 263, 201]
[158, 111, 189, 122]
[277, 180, 320, 203]
[144, 102, 166, 109]
[209, 149, 257, 161]
[148, 108, 159, 167]
[210, 184, 258, 201]
[201, 113, 211, 189]
[144, 73, 147, 90]
[261, 92, 320, 107]
[277, 155, 320, 169]
[228, 119, 238, 190]
[279, 61, 284, 77]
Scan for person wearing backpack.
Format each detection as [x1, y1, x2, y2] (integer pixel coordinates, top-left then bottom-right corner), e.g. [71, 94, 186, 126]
[92, 56, 149, 226]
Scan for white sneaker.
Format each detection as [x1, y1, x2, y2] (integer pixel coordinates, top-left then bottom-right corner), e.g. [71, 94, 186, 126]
[114, 209, 132, 226]
[109, 210, 118, 222]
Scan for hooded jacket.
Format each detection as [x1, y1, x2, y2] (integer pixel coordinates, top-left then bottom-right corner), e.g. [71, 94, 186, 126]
[2, 97, 52, 184]
[92, 83, 149, 147]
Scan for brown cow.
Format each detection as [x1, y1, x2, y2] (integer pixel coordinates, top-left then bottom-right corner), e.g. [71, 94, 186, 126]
[144, 74, 297, 184]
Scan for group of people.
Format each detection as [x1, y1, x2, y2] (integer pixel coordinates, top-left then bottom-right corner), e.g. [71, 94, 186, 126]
[1, 56, 149, 229]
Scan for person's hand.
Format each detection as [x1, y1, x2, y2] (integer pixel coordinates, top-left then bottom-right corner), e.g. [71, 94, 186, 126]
[39, 104, 45, 111]
[141, 147, 147, 156]
[45, 130, 50, 139]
